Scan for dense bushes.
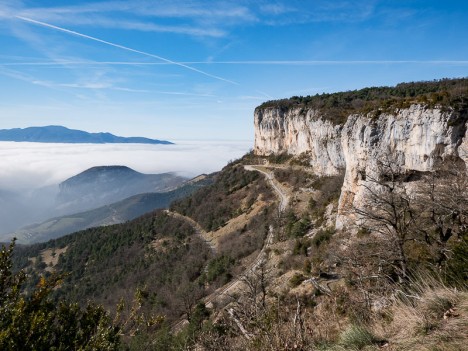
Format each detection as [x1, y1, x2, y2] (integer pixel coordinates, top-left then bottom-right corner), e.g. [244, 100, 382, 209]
[258, 78, 468, 124]
[203, 255, 234, 284]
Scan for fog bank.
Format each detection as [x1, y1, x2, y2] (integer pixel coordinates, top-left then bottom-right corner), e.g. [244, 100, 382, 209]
[0, 140, 252, 190]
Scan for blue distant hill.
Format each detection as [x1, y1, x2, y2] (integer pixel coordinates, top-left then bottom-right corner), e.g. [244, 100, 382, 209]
[0, 126, 173, 144]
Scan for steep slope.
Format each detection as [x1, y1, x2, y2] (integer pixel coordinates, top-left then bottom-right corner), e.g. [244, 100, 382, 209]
[0, 125, 172, 144]
[10, 174, 214, 244]
[12, 160, 277, 326]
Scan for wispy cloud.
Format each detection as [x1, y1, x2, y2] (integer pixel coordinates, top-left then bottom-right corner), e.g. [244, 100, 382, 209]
[15, 15, 238, 85]
[256, 90, 274, 99]
[191, 60, 468, 65]
[6, 0, 386, 40]
[0, 60, 219, 97]
[19, 13, 226, 38]
[259, 3, 295, 16]
[20, 1, 254, 23]
[15, 1, 254, 37]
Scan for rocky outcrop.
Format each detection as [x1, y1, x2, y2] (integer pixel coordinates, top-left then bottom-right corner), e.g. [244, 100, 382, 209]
[254, 104, 468, 228]
[254, 107, 345, 175]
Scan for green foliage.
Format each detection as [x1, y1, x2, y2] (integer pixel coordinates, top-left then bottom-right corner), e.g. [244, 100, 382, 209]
[267, 152, 293, 164]
[13, 211, 211, 323]
[292, 218, 311, 238]
[338, 324, 380, 350]
[309, 174, 345, 227]
[289, 272, 307, 287]
[258, 78, 468, 125]
[189, 302, 210, 328]
[312, 227, 335, 248]
[0, 240, 120, 350]
[293, 238, 312, 256]
[444, 233, 468, 286]
[284, 211, 311, 238]
[204, 255, 234, 284]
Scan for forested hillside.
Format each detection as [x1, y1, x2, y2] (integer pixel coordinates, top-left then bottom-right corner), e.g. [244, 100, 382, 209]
[11, 173, 214, 244]
[10, 159, 277, 348]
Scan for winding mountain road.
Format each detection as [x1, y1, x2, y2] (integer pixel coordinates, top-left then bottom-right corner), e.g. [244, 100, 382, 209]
[164, 210, 216, 253]
[244, 165, 290, 212]
[170, 164, 289, 332]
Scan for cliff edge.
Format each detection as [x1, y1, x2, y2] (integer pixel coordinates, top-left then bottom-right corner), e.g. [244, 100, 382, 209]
[254, 79, 468, 228]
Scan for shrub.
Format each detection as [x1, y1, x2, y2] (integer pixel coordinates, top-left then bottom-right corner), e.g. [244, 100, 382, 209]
[284, 211, 311, 238]
[339, 324, 379, 350]
[444, 234, 468, 286]
[293, 238, 311, 256]
[204, 255, 234, 284]
[267, 152, 292, 164]
[312, 227, 335, 248]
[289, 273, 307, 287]
[0, 240, 120, 350]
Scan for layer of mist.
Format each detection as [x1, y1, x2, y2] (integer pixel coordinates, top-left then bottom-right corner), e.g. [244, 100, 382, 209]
[0, 140, 252, 235]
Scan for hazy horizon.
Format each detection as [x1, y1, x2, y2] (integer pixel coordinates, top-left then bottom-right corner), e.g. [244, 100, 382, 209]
[0, 140, 252, 191]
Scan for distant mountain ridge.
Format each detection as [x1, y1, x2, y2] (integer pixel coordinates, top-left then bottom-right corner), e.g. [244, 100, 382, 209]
[56, 165, 186, 215]
[0, 125, 172, 144]
[0, 165, 186, 236]
[8, 173, 214, 244]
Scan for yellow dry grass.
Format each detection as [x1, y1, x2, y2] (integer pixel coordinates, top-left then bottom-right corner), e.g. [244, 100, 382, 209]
[150, 237, 174, 253]
[372, 284, 468, 351]
[40, 246, 68, 272]
[206, 198, 268, 247]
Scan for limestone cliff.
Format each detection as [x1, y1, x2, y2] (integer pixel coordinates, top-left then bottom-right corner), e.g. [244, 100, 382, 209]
[254, 107, 345, 175]
[254, 103, 468, 228]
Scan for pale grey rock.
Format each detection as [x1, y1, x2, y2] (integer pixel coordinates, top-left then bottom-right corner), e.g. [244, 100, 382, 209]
[254, 107, 345, 176]
[254, 104, 468, 229]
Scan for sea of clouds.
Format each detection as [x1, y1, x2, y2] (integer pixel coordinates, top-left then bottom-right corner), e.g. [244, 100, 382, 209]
[0, 140, 253, 190]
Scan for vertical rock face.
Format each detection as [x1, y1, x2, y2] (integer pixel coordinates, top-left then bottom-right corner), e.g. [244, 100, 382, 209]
[254, 107, 345, 176]
[254, 104, 468, 228]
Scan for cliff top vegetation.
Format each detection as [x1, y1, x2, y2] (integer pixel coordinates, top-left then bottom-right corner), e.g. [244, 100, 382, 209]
[257, 77, 468, 124]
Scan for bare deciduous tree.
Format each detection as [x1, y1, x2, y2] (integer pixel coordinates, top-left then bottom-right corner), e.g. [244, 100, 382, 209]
[414, 164, 468, 266]
[352, 156, 417, 281]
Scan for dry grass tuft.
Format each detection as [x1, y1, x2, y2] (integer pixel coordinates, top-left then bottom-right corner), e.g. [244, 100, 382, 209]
[374, 279, 468, 350]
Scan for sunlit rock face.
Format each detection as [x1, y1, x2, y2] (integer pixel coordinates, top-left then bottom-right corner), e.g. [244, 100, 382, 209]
[254, 107, 345, 176]
[254, 104, 468, 228]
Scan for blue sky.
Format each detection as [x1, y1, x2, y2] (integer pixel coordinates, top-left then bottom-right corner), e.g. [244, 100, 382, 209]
[0, 0, 467, 141]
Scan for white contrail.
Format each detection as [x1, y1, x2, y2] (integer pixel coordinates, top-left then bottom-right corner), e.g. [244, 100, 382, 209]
[203, 60, 468, 65]
[3, 59, 468, 66]
[15, 15, 239, 85]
